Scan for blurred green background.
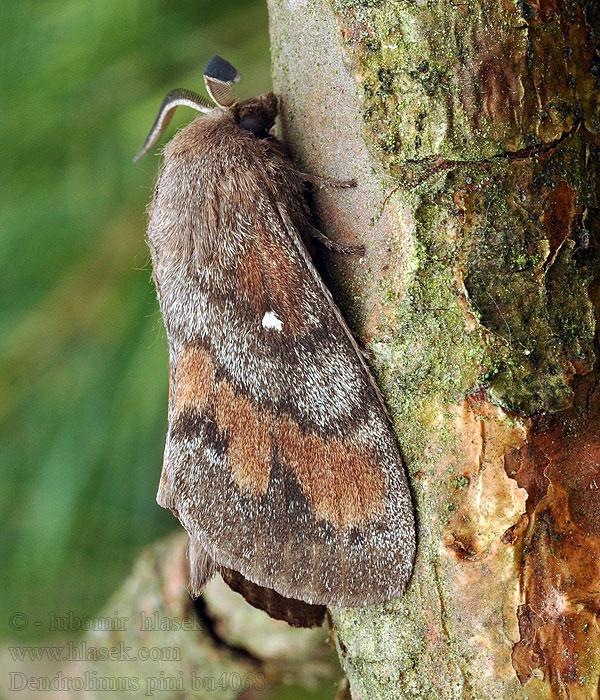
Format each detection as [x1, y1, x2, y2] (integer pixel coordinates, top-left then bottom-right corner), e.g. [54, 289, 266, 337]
[0, 0, 271, 639]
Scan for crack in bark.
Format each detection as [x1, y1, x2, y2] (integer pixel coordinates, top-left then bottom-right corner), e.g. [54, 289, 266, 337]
[382, 119, 582, 205]
[192, 596, 262, 665]
[431, 560, 473, 695]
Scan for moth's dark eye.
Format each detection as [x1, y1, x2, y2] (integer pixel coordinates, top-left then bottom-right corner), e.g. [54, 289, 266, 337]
[239, 113, 268, 138]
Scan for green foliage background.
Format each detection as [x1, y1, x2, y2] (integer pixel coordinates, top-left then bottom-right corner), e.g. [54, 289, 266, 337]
[0, 0, 271, 639]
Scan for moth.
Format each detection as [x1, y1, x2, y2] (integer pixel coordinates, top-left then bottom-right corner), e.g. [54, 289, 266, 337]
[135, 56, 415, 628]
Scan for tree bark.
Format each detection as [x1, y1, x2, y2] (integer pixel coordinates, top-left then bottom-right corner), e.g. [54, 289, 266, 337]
[268, 1, 600, 698]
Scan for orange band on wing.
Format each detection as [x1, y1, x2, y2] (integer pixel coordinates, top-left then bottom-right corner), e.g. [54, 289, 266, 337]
[216, 380, 273, 497]
[277, 417, 385, 529]
[173, 345, 215, 413]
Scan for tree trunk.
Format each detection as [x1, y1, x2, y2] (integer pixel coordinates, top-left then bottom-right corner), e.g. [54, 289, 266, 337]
[268, 1, 600, 698]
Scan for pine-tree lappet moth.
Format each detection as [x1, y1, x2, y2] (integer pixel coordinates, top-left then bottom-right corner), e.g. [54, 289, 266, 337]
[135, 56, 415, 628]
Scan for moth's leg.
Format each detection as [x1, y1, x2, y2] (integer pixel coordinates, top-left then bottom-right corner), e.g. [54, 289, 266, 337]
[288, 171, 360, 252]
[276, 199, 363, 254]
[294, 170, 357, 190]
[306, 222, 364, 255]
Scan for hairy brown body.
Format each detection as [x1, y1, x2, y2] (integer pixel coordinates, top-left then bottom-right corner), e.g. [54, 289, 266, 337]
[143, 84, 415, 627]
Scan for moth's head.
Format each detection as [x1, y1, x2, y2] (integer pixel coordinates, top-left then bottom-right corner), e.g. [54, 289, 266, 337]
[134, 56, 277, 162]
[232, 93, 278, 139]
[204, 57, 277, 137]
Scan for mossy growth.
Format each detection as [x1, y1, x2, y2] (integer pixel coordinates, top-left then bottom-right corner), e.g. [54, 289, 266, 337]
[461, 139, 597, 414]
[330, 0, 519, 166]
[371, 134, 596, 430]
[331, 0, 597, 170]
[369, 188, 488, 470]
[451, 475, 470, 490]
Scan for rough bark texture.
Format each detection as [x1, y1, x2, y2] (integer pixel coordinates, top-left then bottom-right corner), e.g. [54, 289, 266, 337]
[267, 1, 600, 698]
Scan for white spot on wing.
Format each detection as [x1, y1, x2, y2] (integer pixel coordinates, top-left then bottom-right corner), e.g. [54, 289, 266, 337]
[262, 311, 283, 331]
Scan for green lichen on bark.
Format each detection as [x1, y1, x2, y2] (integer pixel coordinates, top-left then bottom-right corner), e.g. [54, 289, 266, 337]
[368, 185, 486, 471]
[459, 137, 598, 413]
[372, 136, 598, 418]
[375, 194, 484, 412]
[328, 0, 599, 416]
[331, 0, 600, 169]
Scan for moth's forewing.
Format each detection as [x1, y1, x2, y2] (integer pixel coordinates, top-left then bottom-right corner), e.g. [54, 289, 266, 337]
[146, 99, 416, 623]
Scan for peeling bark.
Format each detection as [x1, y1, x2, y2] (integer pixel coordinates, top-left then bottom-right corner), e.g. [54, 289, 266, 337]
[268, 0, 600, 698]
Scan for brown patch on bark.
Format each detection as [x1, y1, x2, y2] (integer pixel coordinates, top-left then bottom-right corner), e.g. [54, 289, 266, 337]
[542, 180, 578, 266]
[501, 525, 518, 545]
[504, 442, 550, 517]
[215, 380, 272, 497]
[446, 535, 477, 560]
[509, 385, 600, 689]
[545, 416, 600, 537]
[512, 604, 545, 684]
[337, 20, 375, 52]
[442, 389, 600, 691]
[521, 0, 559, 23]
[443, 395, 527, 559]
[173, 345, 215, 413]
[476, 47, 523, 132]
[276, 417, 385, 528]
